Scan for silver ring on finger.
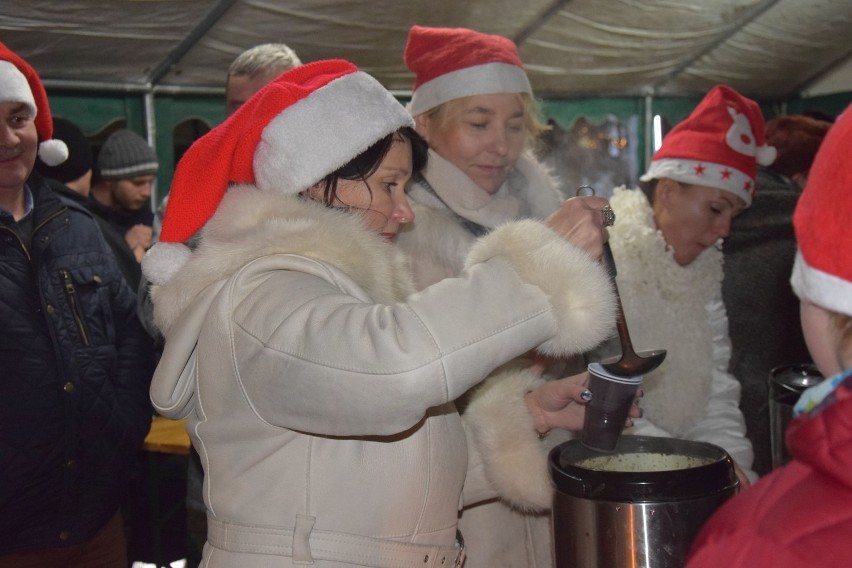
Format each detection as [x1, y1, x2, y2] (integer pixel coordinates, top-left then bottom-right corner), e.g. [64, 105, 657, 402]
[601, 204, 616, 227]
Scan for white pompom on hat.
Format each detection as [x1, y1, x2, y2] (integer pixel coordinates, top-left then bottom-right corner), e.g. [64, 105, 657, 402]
[640, 84, 776, 207]
[0, 41, 68, 167]
[142, 59, 414, 287]
[404, 25, 532, 116]
[790, 105, 852, 317]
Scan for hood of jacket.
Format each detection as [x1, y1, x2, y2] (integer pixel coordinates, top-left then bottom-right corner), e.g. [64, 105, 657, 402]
[788, 372, 852, 489]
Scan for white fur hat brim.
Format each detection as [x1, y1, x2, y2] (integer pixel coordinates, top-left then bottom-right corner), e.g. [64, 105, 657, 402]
[255, 71, 414, 194]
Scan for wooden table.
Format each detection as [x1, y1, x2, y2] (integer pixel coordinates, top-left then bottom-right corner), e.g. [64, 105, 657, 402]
[136, 416, 193, 567]
[144, 416, 191, 455]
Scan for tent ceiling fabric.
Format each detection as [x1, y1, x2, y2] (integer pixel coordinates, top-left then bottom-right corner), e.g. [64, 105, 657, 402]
[2, 0, 852, 99]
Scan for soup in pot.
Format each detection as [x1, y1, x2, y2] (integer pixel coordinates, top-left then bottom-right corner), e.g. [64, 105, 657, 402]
[578, 452, 713, 472]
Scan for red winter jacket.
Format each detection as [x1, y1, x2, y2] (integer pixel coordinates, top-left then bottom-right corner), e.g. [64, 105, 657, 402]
[686, 372, 852, 568]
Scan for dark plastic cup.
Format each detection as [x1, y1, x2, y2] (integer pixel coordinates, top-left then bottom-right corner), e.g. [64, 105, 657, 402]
[581, 362, 643, 452]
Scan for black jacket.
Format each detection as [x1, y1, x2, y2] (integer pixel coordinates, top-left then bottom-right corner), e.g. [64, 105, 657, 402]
[0, 172, 154, 553]
[722, 166, 812, 476]
[45, 178, 142, 292]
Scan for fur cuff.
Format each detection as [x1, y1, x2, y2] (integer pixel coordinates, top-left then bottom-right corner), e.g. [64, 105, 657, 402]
[463, 368, 552, 512]
[465, 220, 616, 357]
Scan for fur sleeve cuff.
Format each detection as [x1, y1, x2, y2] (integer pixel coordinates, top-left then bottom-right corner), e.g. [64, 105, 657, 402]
[463, 368, 552, 512]
[465, 220, 616, 357]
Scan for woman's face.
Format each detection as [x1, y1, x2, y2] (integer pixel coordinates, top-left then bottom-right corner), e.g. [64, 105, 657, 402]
[415, 93, 526, 194]
[305, 136, 415, 243]
[652, 179, 746, 266]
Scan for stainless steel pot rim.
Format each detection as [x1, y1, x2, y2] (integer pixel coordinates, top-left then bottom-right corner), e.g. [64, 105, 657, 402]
[549, 436, 738, 501]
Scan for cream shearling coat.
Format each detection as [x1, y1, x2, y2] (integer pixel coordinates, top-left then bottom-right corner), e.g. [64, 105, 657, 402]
[396, 151, 571, 568]
[149, 186, 614, 567]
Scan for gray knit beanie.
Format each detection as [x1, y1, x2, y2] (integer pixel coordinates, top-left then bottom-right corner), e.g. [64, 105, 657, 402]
[96, 129, 159, 180]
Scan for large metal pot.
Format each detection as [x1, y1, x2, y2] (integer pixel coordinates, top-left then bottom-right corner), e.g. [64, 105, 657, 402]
[549, 435, 738, 568]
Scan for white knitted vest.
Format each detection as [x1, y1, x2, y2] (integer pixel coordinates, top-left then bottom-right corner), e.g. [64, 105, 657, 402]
[608, 187, 723, 436]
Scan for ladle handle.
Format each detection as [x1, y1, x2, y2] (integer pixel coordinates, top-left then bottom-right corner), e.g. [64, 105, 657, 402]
[602, 243, 639, 359]
[602, 241, 617, 279]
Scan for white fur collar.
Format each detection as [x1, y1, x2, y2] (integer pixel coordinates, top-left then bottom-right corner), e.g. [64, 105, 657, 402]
[413, 149, 562, 228]
[152, 185, 414, 335]
[608, 187, 723, 435]
[397, 151, 562, 288]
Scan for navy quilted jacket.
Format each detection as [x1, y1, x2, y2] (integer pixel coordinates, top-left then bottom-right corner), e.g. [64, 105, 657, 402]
[0, 173, 154, 553]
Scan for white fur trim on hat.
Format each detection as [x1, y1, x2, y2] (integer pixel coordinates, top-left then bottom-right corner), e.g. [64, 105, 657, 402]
[408, 62, 532, 117]
[254, 71, 414, 195]
[756, 144, 777, 166]
[38, 139, 69, 167]
[0, 60, 36, 114]
[791, 250, 852, 317]
[142, 242, 193, 287]
[640, 158, 754, 206]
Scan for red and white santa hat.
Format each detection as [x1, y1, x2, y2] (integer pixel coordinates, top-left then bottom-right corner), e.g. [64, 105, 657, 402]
[142, 59, 413, 286]
[790, 105, 852, 317]
[0, 42, 68, 167]
[404, 25, 532, 116]
[640, 84, 776, 207]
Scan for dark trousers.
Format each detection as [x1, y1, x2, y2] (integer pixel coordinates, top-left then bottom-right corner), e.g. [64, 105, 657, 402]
[0, 511, 127, 568]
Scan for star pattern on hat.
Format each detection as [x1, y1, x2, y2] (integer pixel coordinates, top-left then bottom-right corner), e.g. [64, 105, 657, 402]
[641, 85, 775, 207]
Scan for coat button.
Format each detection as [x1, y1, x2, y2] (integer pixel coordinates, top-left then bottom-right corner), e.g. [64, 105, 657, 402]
[65, 459, 77, 469]
[93, 275, 103, 283]
[63, 382, 75, 393]
[59, 530, 70, 541]
[46, 305, 55, 314]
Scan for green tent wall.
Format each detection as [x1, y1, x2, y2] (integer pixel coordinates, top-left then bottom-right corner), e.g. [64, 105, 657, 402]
[47, 89, 851, 210]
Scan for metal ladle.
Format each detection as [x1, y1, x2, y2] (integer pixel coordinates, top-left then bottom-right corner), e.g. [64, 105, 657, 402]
[599, 243, 667, 376]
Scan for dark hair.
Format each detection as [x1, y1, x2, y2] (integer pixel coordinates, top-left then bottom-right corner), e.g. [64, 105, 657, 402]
[765, 115, 832, 180]
[312, 126, 428, 206]
[638, 177, 658, 202]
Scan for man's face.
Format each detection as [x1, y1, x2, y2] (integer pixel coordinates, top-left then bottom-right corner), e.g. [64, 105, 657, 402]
[0, 101, 38, 193]
[111, 175, 154, 211]
[225, 70, 281, 117]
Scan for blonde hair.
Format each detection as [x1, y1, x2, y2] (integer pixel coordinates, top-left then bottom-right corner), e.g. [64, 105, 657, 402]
[227, 43, 301, 79]
[420, 92, 549, 151]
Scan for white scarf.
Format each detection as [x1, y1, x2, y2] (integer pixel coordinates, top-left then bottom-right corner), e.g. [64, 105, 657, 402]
[410, 149, 562, 229]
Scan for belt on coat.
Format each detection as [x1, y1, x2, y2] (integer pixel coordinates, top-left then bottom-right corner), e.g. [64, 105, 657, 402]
[207, 515, 466, 568]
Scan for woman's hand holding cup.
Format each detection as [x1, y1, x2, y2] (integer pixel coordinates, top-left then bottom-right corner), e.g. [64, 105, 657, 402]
[525, 371, 641, 438]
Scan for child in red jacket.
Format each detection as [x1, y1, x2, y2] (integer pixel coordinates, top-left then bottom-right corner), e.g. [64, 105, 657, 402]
[686, 105, 852, 568]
